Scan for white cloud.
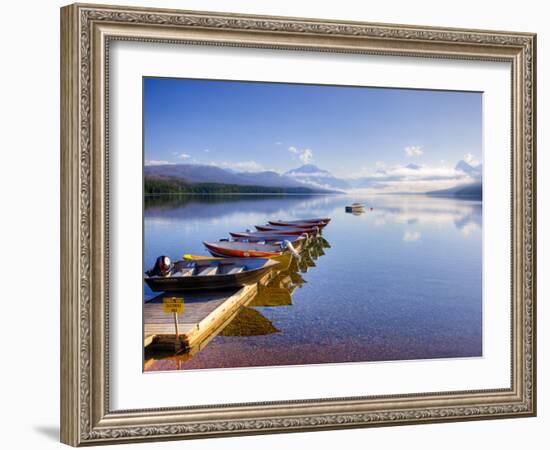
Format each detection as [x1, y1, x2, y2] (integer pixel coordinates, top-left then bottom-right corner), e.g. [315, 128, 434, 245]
[144, 160, 175, 166]
[301, 149, 313, 164]
[288, 146, 314, 164]
[177, 153, 191, 159]
[349, 162, 479, 194]
[275, 141, 283, 145]
[203, 149, 210, 153]
[405, 146, 424, 157]
[464, 153, 479, 165]
[389, 165, 458, 179]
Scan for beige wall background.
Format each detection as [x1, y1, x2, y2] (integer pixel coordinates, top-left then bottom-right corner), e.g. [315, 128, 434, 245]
[0, 1, 545, 448]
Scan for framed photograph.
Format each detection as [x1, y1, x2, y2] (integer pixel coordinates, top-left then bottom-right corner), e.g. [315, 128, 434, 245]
[60, 3, 536, 446]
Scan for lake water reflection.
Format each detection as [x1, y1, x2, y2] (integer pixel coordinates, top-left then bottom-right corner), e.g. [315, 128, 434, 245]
[144, 194, 482, 371]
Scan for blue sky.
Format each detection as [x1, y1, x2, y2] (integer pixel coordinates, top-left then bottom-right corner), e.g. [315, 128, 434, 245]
[143, 77, 482, 189]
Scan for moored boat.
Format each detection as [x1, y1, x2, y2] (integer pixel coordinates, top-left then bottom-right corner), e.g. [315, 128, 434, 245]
[268, 218, 329, 228]
[230, 230, 310, 239]
[144, 257, 279, 292]
[265, 221, 320, 229]
[230, 233, 307, 245]
[273, 217, 330, 224]
[203, 240, 301, 258]
[183, 251, 294, 271]
[345, 202, 365, 213]
[254, 224, 320, 234]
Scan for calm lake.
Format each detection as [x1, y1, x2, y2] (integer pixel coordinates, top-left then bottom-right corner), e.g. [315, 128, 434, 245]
[144, 194, 482, 371]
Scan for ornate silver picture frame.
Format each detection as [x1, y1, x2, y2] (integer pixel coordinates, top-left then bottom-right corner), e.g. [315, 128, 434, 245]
[60, 3, 536, 446]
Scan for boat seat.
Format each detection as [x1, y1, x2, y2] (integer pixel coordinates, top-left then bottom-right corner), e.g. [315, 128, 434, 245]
[225, 266, 244, 275]
[196, 266, 218, 276]
[173, 268, 194, 277]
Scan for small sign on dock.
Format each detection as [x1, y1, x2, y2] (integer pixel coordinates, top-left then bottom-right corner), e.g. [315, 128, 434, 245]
[163, 297, 185, 351]
[163, 297, 184, 314]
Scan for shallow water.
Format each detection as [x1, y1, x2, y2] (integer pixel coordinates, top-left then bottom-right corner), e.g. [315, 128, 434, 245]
[144, 194, 482, 371]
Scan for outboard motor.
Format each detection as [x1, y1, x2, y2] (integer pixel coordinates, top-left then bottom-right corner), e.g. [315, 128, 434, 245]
[282, 240, 300, 258]
[146, 255, 172, 277]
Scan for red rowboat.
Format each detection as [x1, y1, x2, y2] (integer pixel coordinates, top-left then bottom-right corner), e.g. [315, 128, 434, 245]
[230, 230, 308, 239]
[203, 241, 289, 258]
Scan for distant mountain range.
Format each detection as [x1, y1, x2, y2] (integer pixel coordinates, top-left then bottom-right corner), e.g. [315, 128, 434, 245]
[427, 160, 482, 199]
[144, 164, 341, 194]
[144, 159, 482, 198]
[427, 183, 482, 199]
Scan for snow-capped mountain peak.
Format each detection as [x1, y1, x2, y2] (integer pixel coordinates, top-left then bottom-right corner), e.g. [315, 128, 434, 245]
[455, 160, 482, 178]
[284, 164, 349, 190]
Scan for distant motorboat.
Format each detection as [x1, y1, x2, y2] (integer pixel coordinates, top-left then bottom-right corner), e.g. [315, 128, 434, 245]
[345, 202, 366, 213]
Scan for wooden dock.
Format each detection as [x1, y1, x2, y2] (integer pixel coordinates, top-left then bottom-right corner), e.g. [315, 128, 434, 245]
[144, 270, 277, 354]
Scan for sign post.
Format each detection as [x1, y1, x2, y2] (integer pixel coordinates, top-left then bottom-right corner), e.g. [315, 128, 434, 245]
[163, 297, 184, 350]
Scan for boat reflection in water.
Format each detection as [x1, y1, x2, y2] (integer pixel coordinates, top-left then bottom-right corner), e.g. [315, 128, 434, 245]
[144, 235, 329, 370]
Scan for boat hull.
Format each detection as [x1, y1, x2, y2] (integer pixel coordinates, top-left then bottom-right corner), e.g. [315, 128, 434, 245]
[254, 225, 319, 234]
[203, 241, 294, 258]
[345, 206, 365, 213]
[268, 220, 328, 228]
[272, 217, 330, 224]
[231, 234, 306, 244]
[230, 231, 309, 239]
[184, 252, 294, 271]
